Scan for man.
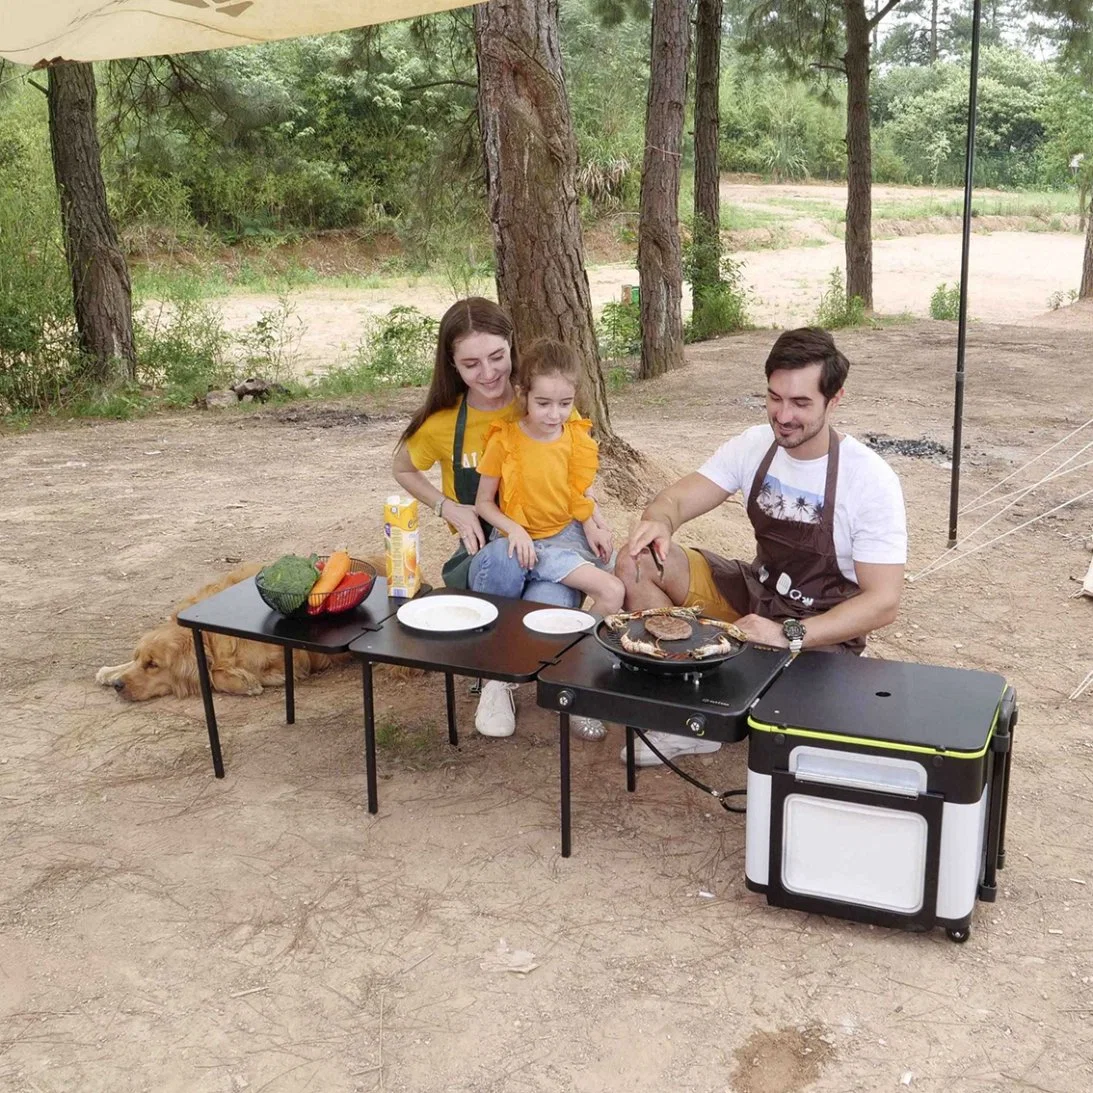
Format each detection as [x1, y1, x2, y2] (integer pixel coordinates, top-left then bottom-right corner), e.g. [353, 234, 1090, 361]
[616, 327, 907, 766]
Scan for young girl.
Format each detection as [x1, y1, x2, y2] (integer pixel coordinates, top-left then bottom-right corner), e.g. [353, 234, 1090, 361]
[472, 339, 625, 623]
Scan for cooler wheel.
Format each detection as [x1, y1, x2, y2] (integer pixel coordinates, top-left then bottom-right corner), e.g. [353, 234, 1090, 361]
[946, 926, 970, 944]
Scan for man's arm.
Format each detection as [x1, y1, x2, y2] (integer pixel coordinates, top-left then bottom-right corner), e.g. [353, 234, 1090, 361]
[732, 561, 904, 648]
[626, 473, 731, 560]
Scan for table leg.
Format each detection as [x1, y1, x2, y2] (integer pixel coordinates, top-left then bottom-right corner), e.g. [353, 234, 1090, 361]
[191, 629, 224, 778]
[283, 646, 295, 725]
[625, 727, 636, 792]
[445, 672, 458, 746]
[559, 712, 571, 858]
[362, 661, 378, 814]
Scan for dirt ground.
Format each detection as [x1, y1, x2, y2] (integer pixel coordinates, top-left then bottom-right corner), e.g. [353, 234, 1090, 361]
[4, 298, 1093, 1092]
[199, 180, 1088, 378]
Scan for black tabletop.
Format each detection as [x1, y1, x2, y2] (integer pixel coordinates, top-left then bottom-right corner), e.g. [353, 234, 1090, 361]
[750, 652, 1008, 754]
[177, 575, 404, 652]
[537, 639, 792, 743]
[348, 590, 590, 680]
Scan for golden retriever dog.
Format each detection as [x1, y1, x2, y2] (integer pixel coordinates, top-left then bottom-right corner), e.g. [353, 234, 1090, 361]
[97, 562, 357, 701]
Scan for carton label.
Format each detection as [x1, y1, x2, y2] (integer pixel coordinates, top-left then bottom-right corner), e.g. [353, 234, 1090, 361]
[384, 495, 421, 598]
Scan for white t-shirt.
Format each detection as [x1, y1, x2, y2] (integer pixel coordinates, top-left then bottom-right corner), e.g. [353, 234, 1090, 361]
[697, 425, 907, 583]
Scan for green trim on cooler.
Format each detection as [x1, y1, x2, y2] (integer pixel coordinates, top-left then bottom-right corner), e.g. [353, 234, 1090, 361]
[746, 691, 1005, 760]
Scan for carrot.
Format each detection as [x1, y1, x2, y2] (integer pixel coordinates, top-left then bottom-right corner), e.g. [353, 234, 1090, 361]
[308, 550, 352, 607]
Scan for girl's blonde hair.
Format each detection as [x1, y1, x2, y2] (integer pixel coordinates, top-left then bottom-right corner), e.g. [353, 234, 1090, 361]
[515, 338, 581, 409]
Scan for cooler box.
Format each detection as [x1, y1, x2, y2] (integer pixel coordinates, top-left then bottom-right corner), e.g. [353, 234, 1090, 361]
[745, 653, 1015, 942]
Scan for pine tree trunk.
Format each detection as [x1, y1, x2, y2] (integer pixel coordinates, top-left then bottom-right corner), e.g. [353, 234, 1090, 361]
[692, 0, 723, 297]
[473, 0, 612, 438]
[47, 61, 135, 382]
[1080, 195, 1093, 299]
[638, 0, 690, 379]
[930, 0, 939, 62]
[842, 0, 873, 312]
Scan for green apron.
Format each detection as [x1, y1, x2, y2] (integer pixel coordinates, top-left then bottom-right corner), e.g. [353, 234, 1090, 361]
[439, 396, 496, 589]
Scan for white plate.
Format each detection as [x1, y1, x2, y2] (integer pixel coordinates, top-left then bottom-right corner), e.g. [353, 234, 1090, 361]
[396, 594, 499, 633]
[522, 608, 597, 635]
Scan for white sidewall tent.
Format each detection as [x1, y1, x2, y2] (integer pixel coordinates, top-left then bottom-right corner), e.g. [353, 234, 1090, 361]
[0, 0, 476, 66]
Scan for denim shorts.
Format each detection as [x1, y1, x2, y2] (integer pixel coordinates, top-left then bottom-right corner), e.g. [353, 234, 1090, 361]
[473, 520, 608, 591]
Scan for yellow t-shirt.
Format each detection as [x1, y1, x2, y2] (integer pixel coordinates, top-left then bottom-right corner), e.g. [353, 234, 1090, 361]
[478, 419, 598, 539]
[404, 400, 519, 502]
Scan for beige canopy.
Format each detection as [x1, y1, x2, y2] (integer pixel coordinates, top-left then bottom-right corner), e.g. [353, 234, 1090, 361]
[0, 0, 477, 66]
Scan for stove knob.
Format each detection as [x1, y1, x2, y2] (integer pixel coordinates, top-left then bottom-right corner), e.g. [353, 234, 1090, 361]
[685, 714, 706, 737]
[557, 689, 575, 709]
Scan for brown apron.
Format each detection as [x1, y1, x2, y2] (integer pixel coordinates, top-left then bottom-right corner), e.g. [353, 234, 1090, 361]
[698, 427, 865, 654]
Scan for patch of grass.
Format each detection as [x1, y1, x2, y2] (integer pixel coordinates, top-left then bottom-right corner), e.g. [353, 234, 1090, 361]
[873, 191, 1075, 220]
[814, 268, 866, 330]
[374, 716, 455, 771]
[930, 282, 961, 321]
[719, 205, 786, 232]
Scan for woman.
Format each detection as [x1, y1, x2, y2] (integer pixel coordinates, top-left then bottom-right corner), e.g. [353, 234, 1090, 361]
[393, 297, 606, 741]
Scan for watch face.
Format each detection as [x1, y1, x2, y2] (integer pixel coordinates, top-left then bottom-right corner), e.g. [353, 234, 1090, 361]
[783, 618, 806, 641]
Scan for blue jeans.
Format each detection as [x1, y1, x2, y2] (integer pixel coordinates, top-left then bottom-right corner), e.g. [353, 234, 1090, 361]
[468, 537, 581, 607]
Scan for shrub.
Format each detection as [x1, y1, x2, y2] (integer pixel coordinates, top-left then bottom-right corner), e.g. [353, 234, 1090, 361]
[597, 297, 641, 358]
[322, 306, 439, 393]
[134, 295, 233, 405]
[814, 269, 865, 330]
[930, 283, 961, 321]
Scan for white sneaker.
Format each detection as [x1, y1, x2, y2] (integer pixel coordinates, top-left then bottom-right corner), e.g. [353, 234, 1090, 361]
[571, 716, 606, 742]
[620, 730, 722, 767]
[475, 680, 518, 738]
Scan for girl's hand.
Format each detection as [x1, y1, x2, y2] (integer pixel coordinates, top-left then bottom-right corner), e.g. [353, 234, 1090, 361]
[506, 528, 537, 569]
[583, 520, 613, 563]
[445, 501, 487, 554]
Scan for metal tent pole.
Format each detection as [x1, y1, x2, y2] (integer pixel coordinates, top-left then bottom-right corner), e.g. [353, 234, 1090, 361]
[947, 0, 984, 547]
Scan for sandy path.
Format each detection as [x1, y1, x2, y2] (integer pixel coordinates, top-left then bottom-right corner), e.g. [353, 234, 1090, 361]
[212, 229, 1086, 378]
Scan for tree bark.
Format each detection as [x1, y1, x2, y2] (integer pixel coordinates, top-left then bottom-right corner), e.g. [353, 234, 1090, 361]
[842, 0, 874, 312]
[930, 0, 939, 62]
[692, 0, 723, 297]
[638, 0, 690, 379]
[1080, 193, 1093, 299]
[47, 61, 135, 382]
[473, 0, 612, 437]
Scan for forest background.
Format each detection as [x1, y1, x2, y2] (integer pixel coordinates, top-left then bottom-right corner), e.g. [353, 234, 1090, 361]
[1, 0, 1091, 418]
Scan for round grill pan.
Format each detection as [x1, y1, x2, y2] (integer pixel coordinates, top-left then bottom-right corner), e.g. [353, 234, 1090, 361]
[594, 615, 746, 676]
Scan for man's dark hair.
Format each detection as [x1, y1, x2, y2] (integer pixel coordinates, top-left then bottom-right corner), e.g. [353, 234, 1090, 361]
[764, 327, 849, 401]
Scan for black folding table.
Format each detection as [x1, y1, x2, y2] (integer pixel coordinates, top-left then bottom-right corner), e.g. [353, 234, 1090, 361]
[348, 591, 590, 816]
[177, 575, 406, 777]
[537, 639, 792, 856]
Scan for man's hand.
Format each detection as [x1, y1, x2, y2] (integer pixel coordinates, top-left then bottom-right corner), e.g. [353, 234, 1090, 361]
[583, 520, 613, 563]
[732, 614, 788, 647]
[626, 518, 673, 564]
[506, 527, 537, 569]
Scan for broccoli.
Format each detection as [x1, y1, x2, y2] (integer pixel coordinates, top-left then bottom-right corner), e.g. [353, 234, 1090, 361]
[257, 554, 320, 614]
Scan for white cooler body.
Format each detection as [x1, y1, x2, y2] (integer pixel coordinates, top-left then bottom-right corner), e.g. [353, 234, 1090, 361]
[746, 745, 990, 926]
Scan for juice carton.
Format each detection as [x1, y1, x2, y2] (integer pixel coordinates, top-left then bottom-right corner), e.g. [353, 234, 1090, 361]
[384, 494, 421, 598]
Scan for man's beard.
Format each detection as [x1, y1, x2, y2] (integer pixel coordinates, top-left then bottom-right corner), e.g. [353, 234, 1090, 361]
[772, 416, 825, 450]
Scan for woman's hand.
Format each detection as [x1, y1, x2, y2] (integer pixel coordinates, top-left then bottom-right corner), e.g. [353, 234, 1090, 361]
[444, 501, 487, 554]
[506, 527, 538, 569]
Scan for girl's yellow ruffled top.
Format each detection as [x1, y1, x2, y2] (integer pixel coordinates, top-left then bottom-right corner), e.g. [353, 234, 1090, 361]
[478, 418, 598, 539]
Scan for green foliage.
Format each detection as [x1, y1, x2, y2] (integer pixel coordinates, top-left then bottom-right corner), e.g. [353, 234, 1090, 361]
[134, 295, 234, 405]
[719, 65, 846, 181]
[683, 235, 750, 341]
[1048, 288, 1079, 309]
[0, 88, 78, 413]
[597, 297, 641, 358]
[238, 295, 304, 381]
[814, 269, 865, 330]
[315, 306, 439, 395]
[929, 282, 961, 320]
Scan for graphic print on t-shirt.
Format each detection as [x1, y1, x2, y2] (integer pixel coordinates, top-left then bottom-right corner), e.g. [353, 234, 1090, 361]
[755, 474, 824, 524]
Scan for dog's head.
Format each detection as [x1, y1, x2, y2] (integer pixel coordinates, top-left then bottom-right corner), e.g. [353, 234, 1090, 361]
[111, 624, 198, 701]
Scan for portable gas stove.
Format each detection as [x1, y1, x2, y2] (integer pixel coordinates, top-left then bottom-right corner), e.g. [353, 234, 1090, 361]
[537, 638, 791, 855]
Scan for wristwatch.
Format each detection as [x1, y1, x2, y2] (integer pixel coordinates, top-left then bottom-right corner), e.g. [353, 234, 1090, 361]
[782, 617, 806, 654]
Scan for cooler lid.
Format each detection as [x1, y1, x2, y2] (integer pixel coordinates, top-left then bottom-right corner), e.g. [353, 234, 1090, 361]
[748, 653, 1007, 757]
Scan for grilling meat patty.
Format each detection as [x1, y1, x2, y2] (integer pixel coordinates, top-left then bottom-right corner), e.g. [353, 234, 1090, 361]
[643, 616, 694, 641]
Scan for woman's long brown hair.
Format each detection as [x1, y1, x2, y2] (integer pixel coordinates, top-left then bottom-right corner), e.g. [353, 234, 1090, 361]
[396, 298, 517, 450]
